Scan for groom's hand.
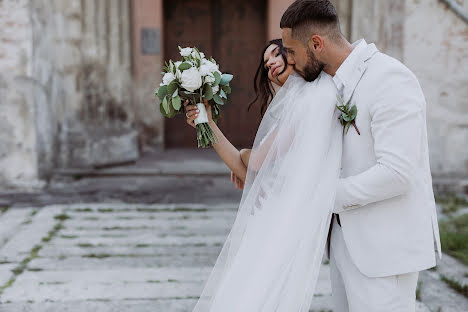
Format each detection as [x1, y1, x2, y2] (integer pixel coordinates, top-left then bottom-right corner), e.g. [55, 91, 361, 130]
[230, 171, 244, 190]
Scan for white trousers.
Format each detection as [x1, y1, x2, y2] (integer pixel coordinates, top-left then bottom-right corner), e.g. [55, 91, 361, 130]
[330, 217, 419, 312]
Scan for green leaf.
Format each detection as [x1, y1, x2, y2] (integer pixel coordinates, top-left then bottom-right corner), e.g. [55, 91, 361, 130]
[222, 85, 231, 94]
[336, 95, 344, 105]
[167, 81, 178, 96]
[213, 94, 224, 105]
[178, 62, 192, 71]
[160, 103, 166, 116]
[219, 74, 233, 86]
[219, 89, 227, 99]
[349, 105, 357, 119]
[336, 105, 347, 113]
[342, 113, 352, 122]
[162, 96, 170, 115]
[344, 122, 351, 134]
[172, 96, 181, 110]
[213, 71, 222, 86]
[157, 85, 168, 101]
[203, 84, 213, 101]
[167, 100, 177, 118]
[172, 88, 178, 98]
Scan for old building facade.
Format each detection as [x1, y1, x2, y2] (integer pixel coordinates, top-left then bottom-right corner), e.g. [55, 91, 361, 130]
[0, 0, 467, 188]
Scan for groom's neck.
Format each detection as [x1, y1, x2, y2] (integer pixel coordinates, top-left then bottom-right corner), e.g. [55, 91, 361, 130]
[322, 40, 353, 77]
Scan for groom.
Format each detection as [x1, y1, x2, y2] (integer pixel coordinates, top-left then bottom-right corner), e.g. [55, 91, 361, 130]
[280, 1, 441, 311]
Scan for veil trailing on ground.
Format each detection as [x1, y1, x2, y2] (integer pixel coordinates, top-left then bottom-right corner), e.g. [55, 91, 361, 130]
[192, 71, 342, 312]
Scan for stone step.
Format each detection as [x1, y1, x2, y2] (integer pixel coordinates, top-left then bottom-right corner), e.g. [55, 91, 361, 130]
[51, 233, 227, 247]
[28, 254, 218, 270]
[37, 244, 222, 258]
[61, 217, 234, 233]
[62, 203, 238, 212]
[57, 227, 230, 240]
[0, 299, 197, 312]
[64, 210, 236, 221]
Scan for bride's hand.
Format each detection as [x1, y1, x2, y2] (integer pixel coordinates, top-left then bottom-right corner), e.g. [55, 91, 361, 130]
[184, 99, 213, 129]
[230, 171, 245, 190]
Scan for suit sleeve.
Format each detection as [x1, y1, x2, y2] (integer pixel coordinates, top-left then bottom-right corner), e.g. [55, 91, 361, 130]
[333, 68, 425, 213]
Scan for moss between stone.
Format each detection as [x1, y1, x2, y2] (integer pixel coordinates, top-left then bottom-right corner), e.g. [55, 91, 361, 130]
[439, 213, 468, 265]
[54, 214, 71, 221]
[0, 215, 65, 294]
[440, 274, 468, 298]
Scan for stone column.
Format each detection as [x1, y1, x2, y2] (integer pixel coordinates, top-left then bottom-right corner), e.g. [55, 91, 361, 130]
[131, 0, 165, 147]
[0, 0, 42, 188]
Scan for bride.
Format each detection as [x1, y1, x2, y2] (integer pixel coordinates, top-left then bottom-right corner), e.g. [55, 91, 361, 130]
[183, 39, 342, 312]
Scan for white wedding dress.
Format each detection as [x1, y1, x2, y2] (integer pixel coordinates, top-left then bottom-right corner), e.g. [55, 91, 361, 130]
[192, 71, 342, 312]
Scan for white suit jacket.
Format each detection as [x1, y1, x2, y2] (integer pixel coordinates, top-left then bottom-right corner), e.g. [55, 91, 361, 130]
[333, 39, 442, 278]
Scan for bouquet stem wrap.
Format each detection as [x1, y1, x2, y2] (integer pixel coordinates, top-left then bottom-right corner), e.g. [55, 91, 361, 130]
[194, 103, 217, 148]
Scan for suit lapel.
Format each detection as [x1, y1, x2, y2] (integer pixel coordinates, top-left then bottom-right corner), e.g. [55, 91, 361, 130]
[341, 44, 379, 105]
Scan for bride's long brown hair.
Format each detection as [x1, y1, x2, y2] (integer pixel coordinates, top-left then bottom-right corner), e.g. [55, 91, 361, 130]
[247, 39, 289, 118]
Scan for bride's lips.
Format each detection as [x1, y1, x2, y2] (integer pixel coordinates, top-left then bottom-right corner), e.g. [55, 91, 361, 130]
[271, 65, 282, 76]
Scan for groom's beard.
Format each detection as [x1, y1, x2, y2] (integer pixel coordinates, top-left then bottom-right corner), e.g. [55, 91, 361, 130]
[300, 48, 325, 82]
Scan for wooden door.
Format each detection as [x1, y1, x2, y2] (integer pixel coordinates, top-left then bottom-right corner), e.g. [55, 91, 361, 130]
[163, 0, 266, 148]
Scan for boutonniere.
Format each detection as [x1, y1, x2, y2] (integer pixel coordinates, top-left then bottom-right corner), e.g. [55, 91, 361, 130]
[336, 95, 360, 135]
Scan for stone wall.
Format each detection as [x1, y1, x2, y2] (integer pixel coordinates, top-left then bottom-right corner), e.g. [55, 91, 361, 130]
[351, 0, 468, 177]
[0, 0, 41, 188]
[403, 0, 468, 177]
[30, 0, 138, 169]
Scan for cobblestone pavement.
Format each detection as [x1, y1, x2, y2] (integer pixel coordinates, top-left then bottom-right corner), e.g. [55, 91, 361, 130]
[1, 202, 463, 312]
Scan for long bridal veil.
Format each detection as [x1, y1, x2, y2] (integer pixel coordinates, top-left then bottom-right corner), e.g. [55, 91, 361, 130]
[192, 71, 342, 312]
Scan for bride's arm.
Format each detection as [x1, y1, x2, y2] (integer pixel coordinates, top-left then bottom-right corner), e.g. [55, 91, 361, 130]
[240, 149, 251, 167]
[185, 100, 247, 182]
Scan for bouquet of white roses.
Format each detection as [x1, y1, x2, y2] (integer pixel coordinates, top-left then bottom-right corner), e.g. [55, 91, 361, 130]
[155, 46, 233, 148]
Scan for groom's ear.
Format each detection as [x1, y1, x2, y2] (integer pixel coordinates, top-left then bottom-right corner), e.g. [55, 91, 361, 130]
[309, 35, 324, 52]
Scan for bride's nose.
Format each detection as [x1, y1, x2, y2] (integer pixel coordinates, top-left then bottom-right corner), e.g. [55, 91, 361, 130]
[266, 59, 276, 69]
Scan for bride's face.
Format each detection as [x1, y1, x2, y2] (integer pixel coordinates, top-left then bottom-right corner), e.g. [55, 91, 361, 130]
[263, 44, 294, 86]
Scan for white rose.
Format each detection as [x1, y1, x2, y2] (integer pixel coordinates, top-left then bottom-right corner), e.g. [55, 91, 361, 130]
[180, 47, 192, 57]
[212, 85, 219, 94]
[162, 72, 176, 85]
[200, 59, 219, 75]
[191, 50, 200, 59]
[180, 67, 202, 92]
[204, 73, 215, 84]
[200, 52, 205, 58]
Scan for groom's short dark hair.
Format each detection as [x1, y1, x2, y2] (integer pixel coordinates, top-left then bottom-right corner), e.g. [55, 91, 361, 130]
[280, 0, 342, 43]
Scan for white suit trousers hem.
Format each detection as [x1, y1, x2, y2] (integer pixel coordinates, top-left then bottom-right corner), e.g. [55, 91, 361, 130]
[330, 217, 419, 312]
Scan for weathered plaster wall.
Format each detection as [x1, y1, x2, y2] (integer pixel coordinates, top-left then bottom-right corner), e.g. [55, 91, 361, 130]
[403, 0, 468, 176]
[0, 0, 41, 188]
[352, 0, 468, 177]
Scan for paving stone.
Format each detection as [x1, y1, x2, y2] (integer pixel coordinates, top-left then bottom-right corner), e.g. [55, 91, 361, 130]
[0, 208, 35, 248]
[0, 263, 16, 287]
[28, 254, 218, 270]
[418, 269, 468, 312]
[62, 203, 238, 212]
[62, 217, 234, 233]
[0, 207, 63, 262]
[64, 210, 236, 221]
[38, 244, 223, 258]
[0, 268, 209, 302]
[50, 234, 227, 247]
[0, 299, 197, 312]
[0, 202, 461, 311]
